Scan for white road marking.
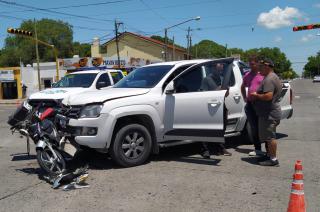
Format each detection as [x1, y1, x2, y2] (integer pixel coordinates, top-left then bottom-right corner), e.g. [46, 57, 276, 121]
[317, 96, 320, 99]
[295, 96, 300, 99]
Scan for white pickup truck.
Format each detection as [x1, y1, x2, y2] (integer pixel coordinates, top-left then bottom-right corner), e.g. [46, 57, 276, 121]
[62, 58, 293, 167]
[27, 69, 124, 107]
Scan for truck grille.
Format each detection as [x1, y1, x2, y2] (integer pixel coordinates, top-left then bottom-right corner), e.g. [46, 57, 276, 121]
[67, 106, 83, 119]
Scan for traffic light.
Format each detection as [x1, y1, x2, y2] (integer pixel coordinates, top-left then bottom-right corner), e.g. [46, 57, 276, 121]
[7, 28, 33, 36]
[293, 24, 320, 32]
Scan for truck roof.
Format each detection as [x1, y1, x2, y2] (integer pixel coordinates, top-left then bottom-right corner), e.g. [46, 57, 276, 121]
[146, 59, 211, 67]
[69, 69, 122, 74]
[145, 58, 238, 67]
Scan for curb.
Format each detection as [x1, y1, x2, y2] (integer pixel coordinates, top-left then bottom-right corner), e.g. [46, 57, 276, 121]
[0, 100, 25, 105]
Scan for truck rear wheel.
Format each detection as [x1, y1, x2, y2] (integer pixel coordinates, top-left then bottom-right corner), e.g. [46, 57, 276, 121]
[110, 124, 152, 167]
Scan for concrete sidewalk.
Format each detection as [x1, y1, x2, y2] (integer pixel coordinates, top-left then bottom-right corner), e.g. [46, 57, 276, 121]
[0, 99, 25, 105]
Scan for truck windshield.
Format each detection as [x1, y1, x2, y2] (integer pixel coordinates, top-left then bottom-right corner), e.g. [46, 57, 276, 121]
[53, 73, 97, 88]
[114, 65, 173, 88]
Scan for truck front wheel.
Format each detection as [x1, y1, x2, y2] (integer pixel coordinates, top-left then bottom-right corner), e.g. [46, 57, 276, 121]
[110, 124, 152, 167]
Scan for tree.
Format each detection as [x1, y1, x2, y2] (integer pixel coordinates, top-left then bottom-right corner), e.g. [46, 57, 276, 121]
[190, 40, 226, 58]
[72, 42, 91, 57]
[228, 48, 244, 57]
[0, 47, 22, 67]
[304, 53, 320, 78]
[0, 18, 73, 66]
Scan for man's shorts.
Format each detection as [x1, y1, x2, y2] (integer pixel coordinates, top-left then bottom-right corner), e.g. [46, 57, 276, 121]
[258, 117, 280, 142]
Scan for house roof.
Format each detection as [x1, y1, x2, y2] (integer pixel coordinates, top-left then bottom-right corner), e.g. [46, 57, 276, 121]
[103, 31, 186, 53]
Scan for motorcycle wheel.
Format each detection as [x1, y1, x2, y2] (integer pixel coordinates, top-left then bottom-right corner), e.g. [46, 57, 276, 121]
[36, 148, 66, 175]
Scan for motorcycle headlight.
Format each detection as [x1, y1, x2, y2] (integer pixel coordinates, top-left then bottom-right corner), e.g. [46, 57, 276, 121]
[79, 104, 103, 118]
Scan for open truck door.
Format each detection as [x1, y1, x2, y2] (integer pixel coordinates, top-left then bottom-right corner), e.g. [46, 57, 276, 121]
[163, 58, 235, 143]
[279, 81, 293, 119]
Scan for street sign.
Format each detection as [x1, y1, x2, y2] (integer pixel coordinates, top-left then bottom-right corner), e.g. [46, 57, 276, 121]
[0, 70, 14, 81]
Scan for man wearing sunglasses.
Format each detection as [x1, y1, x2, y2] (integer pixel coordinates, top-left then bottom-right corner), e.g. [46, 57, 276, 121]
[251, 58, 282, 166]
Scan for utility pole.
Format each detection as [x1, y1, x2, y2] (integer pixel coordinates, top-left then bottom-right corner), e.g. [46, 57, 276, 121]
[195, 45, 198, 58]
[163, 16, 200, 62]
[189, 35, 192, 59]
[34, 19, 41, 91]
[172, 36, 175, 61]
[52, 46, 59, 81]
[114, 20, 122, 68]
[164, 28, 168, 61]
[225, 43, 228, 58]
[186, 27, 191, 59]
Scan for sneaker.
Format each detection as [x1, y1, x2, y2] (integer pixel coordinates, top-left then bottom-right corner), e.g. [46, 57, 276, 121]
[201, 150, 210, 159]
[248, 150, 265, 156]
[257, 155, 270, 162]
[259, 159, 279, 167]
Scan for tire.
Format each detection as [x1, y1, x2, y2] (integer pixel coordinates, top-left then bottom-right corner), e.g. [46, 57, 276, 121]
[110, 124, 152, 167]
[36, 148, 66, 175]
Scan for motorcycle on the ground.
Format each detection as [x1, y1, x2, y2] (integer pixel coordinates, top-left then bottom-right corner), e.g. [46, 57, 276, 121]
[8, 101, 78, 176]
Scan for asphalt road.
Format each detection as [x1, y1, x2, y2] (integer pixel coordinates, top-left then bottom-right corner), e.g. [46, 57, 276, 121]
[0, 79, 319, 212]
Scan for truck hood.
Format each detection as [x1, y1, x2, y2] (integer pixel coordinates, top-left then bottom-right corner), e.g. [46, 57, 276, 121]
[29, 88, 88, 100]
[62, 88, 151, 105]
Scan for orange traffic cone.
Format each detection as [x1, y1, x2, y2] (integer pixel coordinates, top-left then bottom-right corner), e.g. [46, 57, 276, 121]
[287, 160, 306, 212]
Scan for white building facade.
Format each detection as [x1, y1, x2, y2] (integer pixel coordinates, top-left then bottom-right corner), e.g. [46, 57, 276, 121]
[21, 62, 65, 97]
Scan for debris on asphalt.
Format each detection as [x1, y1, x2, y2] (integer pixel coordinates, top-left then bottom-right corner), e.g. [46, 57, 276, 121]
[43, 164, 89, 190]
[63, 174, 90, 191]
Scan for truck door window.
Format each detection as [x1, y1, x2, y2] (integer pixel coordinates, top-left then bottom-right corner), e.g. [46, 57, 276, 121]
[174, 66, 204, 93]
[203, 62, 235, 88]
[96, 73, 111, 89]
[174, 61, 234, 93]
[162, 65, 192, 91]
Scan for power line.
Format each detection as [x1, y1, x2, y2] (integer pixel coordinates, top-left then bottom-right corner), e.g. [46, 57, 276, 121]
[94, 0, 220, 17]
[139, 0, 170, 25]
[0, 0, 113, 23]
[72, 25, 113, 32]
[0, 13, 112, 32]
[199, 23, 255, 30]
[3, 0, 134, 13]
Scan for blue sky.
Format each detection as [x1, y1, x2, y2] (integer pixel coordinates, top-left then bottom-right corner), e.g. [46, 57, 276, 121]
[1, 0, 320, 74]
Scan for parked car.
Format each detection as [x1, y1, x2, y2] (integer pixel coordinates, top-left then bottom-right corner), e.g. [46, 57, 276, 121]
[62, 58, 293, 167]
[313, 75, 320, 82]
[27, 69, 124, 108]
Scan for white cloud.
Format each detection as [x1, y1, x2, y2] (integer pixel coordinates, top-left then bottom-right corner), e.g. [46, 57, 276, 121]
[301, 34, 315, 42]
[257, 6, 303, 29]
[274, 36, 282, 42]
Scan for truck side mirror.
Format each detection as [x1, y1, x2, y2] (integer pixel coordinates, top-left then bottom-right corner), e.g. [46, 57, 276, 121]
[165, 81, 175, 94]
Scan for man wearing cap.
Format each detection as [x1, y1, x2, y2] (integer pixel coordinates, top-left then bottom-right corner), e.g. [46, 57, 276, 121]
[251, 58, 282, 166]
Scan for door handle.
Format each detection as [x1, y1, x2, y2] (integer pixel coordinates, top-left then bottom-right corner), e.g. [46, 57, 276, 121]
[208, 100, 221, 107]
